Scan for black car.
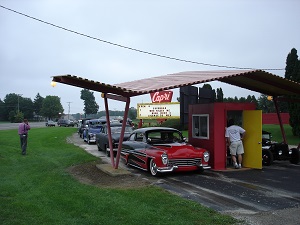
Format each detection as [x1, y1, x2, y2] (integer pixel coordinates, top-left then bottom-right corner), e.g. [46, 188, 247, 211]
[57, 119, 75, 127]
[96, 123, 134, 156]
[262, 130, 300, 165]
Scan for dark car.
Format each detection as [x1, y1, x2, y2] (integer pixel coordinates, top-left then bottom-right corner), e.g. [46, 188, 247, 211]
[262, 130, 300, 165]
[78, 118, 92, 138]
[121, 127, 211, 176]
[96, 123, 134, 156]
[57, 119, 74, 127]
[83, 119, 106, 144]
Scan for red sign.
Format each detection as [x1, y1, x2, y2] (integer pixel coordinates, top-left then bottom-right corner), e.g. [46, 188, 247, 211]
[150, 91, 173, 103]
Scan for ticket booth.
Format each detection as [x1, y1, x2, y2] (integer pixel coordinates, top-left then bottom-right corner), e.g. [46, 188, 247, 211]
[188, 102, 262, 170]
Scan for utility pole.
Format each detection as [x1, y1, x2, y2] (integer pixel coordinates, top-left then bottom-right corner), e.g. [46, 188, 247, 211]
[67, 102, 72, 119]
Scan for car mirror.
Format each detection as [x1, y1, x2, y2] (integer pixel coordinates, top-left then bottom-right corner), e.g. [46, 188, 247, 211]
[147, 138, 151, 143]
[183, 137, 187, 143]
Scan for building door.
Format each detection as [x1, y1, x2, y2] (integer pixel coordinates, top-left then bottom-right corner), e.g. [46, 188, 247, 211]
[242, 110, 262, 169]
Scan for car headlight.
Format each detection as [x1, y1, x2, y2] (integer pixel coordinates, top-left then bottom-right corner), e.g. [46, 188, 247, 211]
[161, 153, 168, 165]
[203, 151, 210, 163]
[278, 150, 282, 155]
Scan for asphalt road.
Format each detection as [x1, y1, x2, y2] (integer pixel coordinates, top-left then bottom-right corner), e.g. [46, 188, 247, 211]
[0, 122, 46, 130]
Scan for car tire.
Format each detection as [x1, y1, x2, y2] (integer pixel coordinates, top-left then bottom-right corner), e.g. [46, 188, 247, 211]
[149, 158, 159, 176]
[96, 141, 101, 151]
[106, 145, 110, 157]
[262, 149, 273, 166]
[290, 148, 300, 164]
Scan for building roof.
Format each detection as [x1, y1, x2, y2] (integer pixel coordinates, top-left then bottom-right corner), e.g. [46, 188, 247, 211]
[52, 69, 300, 97]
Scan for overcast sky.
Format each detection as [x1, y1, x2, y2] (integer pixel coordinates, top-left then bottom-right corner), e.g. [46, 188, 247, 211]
[1, 0, 299, 114]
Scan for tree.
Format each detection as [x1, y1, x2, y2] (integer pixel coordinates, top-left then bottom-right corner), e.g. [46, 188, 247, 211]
[285, 48, 300, 137]
[257, 94, 275, 113]
[216, 88, 224, 102]
[0, 98, 5, 120]
[80, 89, 99, 117]
[40, 96, 64, 119]
[33, 93, 44, 116]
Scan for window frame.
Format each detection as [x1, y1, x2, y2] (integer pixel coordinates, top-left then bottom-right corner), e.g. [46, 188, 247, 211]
[192, 114, 209, 139]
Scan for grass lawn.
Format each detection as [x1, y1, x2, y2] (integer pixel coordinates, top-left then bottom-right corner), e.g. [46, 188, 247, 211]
[0, 127, 239, 225]
[262, 124, 300, 145]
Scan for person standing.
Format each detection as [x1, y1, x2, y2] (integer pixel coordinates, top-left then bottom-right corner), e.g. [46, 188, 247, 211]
[225, 118, 246, 169]
[18, 119, 31, 155]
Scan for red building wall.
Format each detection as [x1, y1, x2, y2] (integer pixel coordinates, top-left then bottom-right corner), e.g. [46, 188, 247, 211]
[189, 102, 256, 170]
[262, 113, 290, 125]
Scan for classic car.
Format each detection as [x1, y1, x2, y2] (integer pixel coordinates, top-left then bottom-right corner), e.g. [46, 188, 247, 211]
[78, 118, 92, 138]
[262, 130, 300, 165]
[121, 127, 211, 176]
[45, 120, 56, 127]
[57, 119, 74, 127]
[83, 119, 106, 144]
[96, 123, 134, 156]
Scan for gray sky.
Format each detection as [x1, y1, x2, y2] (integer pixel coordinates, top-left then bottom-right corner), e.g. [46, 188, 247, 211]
[1, 0, 299, 114]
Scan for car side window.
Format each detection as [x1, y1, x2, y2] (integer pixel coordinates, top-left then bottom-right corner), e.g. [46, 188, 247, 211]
[128, 133, 136, 141]
[136, 132, 144, 142]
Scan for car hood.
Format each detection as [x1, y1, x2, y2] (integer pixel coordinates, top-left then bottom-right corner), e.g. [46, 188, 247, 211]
[88, 128, 101, 134]
[153, 143, 206, 158]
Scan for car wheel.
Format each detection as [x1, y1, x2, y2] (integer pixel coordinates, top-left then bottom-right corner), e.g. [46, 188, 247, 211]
[262, 149, 273, 166]
[96, 141, 101, 151]
[149, 158, 159, 176]
[290, 148, 300, 164]
[106, 145, 110, 157]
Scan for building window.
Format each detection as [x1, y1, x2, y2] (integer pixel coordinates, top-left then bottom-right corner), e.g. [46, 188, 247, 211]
[192, 114, 209, 139]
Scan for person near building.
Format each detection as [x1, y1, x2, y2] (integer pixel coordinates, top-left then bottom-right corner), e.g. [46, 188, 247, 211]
[225, 118, 246, 169]
[18, 119, 31, 155]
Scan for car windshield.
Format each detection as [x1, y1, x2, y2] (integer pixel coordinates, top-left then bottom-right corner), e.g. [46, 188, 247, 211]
[147, 130, 183, 144]
[111, 126, 133, 133]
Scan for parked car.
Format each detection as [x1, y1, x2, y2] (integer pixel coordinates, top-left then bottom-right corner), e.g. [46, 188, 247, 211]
[262, 130, 300, 165]
[96, 123, 134, 156]
[78, 118, 91, 138]
[83, 119, 106, 144]
[121, 127, 211, 176]
[57, 119, 75, 127]
[45, 120, 56, 127]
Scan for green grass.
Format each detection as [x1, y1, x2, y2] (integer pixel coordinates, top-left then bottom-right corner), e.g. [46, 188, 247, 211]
[0, 127, 239, 225]
[262, 124, 300, 145]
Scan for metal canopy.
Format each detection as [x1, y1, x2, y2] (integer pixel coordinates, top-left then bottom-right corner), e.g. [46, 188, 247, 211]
[52, 69, 300, 98]
[52, 69, 300, 169]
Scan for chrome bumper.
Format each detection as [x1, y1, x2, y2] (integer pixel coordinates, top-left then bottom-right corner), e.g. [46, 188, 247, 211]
[157, 165, 178, 173]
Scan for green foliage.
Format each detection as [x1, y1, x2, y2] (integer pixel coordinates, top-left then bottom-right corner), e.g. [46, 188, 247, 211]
[0, 128, 238, 225]
[33, 93, 44, 116]
[40, 96, 64, 119]
[80, 89, 99, 116]
[14, 111, 24, 123]
[285, 48, 300, 137]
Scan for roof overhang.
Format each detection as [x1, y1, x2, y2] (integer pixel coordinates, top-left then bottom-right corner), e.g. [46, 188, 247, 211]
[52, 69, 300, 97]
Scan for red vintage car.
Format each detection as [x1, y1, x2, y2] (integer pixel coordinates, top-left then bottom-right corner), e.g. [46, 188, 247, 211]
[121, 127, 211, 176]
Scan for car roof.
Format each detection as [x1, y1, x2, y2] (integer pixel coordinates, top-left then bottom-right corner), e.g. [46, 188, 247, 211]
[133, 127, 179, 133]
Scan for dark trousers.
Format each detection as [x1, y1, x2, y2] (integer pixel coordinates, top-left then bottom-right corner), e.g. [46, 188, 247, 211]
[20, 134, 28, 155]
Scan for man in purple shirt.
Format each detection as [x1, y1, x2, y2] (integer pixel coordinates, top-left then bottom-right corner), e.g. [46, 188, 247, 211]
[18, 119, 31, 155]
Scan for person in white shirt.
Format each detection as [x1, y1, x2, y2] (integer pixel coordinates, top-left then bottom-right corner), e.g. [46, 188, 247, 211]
[225, 119, 246, 169]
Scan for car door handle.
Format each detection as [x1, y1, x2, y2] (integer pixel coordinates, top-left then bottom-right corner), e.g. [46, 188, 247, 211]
[258, 142, 261, 144]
